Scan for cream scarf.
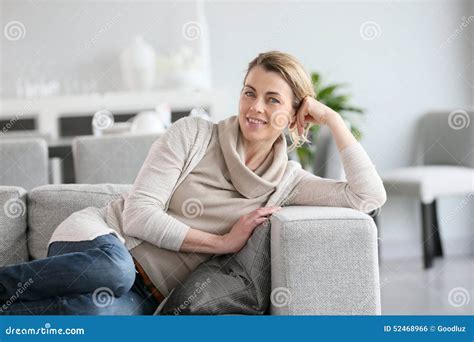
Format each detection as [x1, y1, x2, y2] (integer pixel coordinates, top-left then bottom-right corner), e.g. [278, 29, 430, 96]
[217, 115, 288, 199]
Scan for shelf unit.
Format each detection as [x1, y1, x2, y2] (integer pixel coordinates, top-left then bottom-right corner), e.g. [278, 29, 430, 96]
[0, 88, 229, 139]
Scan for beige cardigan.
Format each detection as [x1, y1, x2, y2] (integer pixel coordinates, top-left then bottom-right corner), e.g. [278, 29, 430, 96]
[49, 115, 387, 253]
[129, 116, 293, 295]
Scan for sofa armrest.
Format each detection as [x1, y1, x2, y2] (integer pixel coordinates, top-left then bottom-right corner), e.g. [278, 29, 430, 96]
[269, 206, 381, 315]
[0, 186, 28, 266]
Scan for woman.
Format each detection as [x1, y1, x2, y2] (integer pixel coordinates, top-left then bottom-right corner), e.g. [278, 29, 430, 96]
[0, 51, 386, 315]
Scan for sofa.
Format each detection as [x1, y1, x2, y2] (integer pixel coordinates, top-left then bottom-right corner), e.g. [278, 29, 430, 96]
[0, 183, 381, 315]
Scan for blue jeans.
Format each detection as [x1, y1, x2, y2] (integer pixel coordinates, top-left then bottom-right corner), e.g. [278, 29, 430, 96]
[0, 234, 159, 315]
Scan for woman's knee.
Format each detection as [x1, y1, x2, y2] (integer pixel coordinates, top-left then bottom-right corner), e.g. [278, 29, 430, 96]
[95, 241, 136, 297]
[107, 255, 135, 297]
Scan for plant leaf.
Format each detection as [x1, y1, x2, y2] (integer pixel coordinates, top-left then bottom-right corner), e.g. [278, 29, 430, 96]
[351, 126, 363, 141]
[317, 84, 343, 100]
[311, 72, 320, 86]
[325, 95, 350, 110]
[295, 70, 366, 173]
[342, 106, 364, 114]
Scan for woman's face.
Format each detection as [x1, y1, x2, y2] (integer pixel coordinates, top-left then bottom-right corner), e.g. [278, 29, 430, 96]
[239, 65, 296, 145]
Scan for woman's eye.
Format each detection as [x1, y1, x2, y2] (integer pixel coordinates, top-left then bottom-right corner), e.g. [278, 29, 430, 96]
[269, 97, 280, 104]
[243, 91, 254, 97]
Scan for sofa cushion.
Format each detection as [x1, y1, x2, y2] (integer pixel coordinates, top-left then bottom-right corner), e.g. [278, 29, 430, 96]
[382, 165, 474, 203]
[159, 223, 271, 315]
[0, 186, 28, 266]
[28, 183, 131, 259]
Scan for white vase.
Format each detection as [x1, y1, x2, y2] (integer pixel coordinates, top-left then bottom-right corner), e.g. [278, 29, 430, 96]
[120, 36, 156, 91]
[130, 111, 166, 134]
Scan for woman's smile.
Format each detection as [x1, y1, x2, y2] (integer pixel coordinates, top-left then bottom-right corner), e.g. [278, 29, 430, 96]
[245, 116, 269, 129]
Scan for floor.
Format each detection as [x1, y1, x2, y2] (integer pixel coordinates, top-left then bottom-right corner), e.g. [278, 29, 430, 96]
[380, 255, 474, 315]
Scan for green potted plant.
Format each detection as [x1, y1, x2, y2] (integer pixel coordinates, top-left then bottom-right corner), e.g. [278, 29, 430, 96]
[292, 72, 365, 171]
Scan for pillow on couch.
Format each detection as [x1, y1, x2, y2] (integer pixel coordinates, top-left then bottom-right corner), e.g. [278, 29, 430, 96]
[158, 222, 271, 315]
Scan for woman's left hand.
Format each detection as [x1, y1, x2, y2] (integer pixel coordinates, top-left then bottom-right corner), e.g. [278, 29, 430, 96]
[290, 96, 338, 135]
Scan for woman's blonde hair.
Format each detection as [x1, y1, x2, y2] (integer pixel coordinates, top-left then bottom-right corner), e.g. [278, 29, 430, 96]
[243, 51, 316, 151]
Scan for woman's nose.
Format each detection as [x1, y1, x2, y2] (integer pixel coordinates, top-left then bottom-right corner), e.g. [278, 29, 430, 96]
[250, 98, 265, 113]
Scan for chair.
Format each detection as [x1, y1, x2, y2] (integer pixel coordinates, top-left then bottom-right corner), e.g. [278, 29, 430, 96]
[72, 133, 160, 184]
[0, 132, 65, 184]
[0, 138, 49, 190]
[382, 110, 474, 268]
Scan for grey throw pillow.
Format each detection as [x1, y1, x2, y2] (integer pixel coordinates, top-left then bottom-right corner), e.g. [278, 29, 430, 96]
[159, 222, 271, 315]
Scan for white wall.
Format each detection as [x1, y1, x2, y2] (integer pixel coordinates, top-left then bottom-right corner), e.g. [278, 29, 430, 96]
[1, 0, 473, 260]
[0, 0, 200, 95]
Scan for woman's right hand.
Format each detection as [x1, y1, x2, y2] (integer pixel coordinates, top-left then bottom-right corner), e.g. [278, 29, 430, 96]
[217, 206, 281, 254]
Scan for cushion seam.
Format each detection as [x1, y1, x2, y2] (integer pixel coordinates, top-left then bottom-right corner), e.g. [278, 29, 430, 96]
[30, 189, 127, 196]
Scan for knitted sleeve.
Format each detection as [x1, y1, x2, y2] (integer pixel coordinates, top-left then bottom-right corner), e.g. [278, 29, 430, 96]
[122, 117, 201, 251]
[287, 142, 387, 213]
